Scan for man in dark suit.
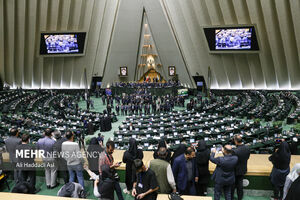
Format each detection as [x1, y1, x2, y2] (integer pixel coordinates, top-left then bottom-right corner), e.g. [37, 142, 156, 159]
[16, 134, 40, 193]
[172, 147, 199, 195]
[115, 104, 120, 116]
[210, 145, 238, 200]
[87, 120, 95, 135]
[231, 135, 250, 200]
[53, 130, 69, 184]
[5, 128, 21, 182]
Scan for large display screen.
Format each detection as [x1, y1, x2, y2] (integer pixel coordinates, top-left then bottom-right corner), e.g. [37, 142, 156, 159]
[203, 26, 259, 52]
[40, 32, 86, 56]
[178, 89, 188, 96]
[215, 28, 252, 50]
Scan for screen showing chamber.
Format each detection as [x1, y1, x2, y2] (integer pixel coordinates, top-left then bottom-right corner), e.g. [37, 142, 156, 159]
[203, 26, 259, 52]
[40, 32, 86, 55]
[215, 28, 252, 50]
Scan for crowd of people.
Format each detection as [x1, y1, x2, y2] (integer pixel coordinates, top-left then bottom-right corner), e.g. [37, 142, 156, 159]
[3, 124, 300, 200]
[113, 80, 181, 88]
[99, 89, 185, 116]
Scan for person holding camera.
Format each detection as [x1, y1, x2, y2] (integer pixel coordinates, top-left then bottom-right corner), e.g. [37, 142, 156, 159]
[210, 145, 238, 200]
[269, 140, 291, 200]
[231, 135, 250, 200]
[132, 159, 159, 200]
[61, 131, 85, 189]
[99, 140, 124, 200]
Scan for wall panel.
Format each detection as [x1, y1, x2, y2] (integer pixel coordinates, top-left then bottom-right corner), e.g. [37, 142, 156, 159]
[0, 0, 4, 82]
[1, 0, 300, 90]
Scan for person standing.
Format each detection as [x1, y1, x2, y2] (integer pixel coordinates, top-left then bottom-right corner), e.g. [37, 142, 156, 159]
[36, 128, 58, 189]
[210, 145, 238, 200]
[61, 131, 85, 189]
[284, 174, 300, 200]
[87, 137, 104, 175]
[172, 147, 198, 195]
[16, 134, 40, 193]
[149, 147, 176, 194]
[153, 139, 171, 163]
[269, 141, 291, 200]
[122, 138, 144, 194]
[116, 104, 120, 116]
[231, 135, 250, 200]
[195, 140, 211, 196]
[53, 130, 69, 185]
[93, 164, 115, 200]
[170, 144, 186, 166]
[283, 163, 300, 200]
[5, 128, 21, 183]
[99, 140, 124, 200]
[132, 159, 159, 200]
[102, 95, 106, 105]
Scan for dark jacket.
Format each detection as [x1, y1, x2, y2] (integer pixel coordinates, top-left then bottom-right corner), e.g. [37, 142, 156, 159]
[170, 144, 186, 166]
[269, 142, 291, 187]
[172, 154, 198, 194]
[232, 144, 250, 176]
[87, 122, 95, 135]
[5, 136, 21, 162]
[87, 137, 104, 173]
[196, 141, 211, 184]
[16, 143, 36, 170]
[53, 137, 68, 170]
[285, 176, 300, 200]
[210, 152, 238, 185]
[122, 138, 144, 190]
[98, 165, 115, 200]
[269, 141, 291, 170]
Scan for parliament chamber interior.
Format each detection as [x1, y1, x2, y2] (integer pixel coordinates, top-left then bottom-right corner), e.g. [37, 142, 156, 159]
[1, 0, 300, 200]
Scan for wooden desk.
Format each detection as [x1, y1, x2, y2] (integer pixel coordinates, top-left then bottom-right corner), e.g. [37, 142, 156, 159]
[112, 150, 300, 176]
[0, 192, 89, 200]
[3, 151, 300, 176]
[157, 194, 212, 200]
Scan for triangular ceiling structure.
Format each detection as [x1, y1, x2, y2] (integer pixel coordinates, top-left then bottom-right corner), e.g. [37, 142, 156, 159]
[101, 0, 195, 88]
[135, 11, 167, 81]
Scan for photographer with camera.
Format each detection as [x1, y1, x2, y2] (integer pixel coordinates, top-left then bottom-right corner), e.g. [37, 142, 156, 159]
[210, 145, 238, 200]
[99, 140, 124, 200]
